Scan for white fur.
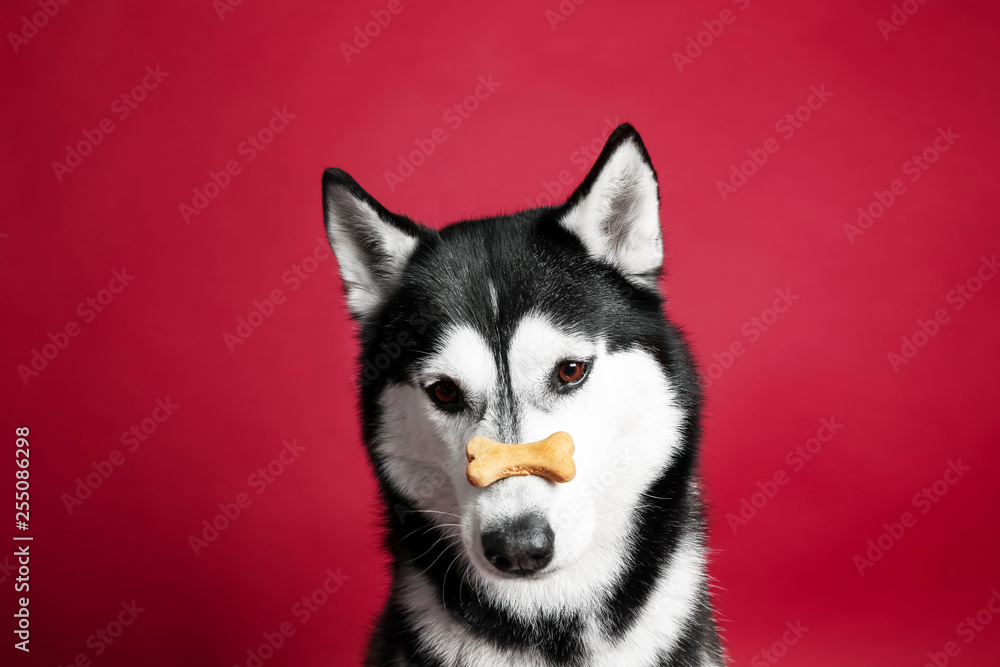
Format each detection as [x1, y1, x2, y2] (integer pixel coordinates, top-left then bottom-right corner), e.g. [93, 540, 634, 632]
[394, 534, 720, 666]
[559, 139, 663, 285]
[375, 325, 497, 522]
[323, 188, 418, 320]
[373, 314, 706, 664]
[589, 531, 723, 666]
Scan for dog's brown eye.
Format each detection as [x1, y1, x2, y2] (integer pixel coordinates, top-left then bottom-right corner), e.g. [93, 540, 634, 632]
[428, 380, 463, 411]
[434, 381, 458, 402]
[558, 361, 587, 384]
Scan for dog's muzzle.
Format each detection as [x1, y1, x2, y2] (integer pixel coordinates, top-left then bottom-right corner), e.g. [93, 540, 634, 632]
[465, 431, 576, 487]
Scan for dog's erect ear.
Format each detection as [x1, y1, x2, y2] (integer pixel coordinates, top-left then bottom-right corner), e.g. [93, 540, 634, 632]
[558, 124, 663, 288]
[322, 169, 424, 320]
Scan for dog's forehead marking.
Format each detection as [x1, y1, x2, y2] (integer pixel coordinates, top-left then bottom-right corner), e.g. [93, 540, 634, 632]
[507, 313, 596, 392]
[487, 279, 499, 319]
[419, 324, 497, 396]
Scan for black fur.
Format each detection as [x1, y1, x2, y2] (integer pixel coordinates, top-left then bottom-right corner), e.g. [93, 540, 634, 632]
[323, 124, 723, 666]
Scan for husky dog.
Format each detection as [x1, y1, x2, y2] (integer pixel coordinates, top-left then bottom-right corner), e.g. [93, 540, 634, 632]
[322, 124, 724, 666]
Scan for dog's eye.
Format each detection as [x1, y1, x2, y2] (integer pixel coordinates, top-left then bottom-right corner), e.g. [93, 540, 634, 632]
[557, 360, 587, 385]
[434, 381, 458, 402]
[428, 380, 464, 411]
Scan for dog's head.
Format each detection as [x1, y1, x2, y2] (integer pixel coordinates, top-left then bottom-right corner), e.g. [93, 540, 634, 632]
[322, 125, 699, 605]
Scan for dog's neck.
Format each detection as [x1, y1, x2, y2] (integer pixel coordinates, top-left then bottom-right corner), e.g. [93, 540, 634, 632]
[378, 477, 719, 665]
[381, 532, 719, 667]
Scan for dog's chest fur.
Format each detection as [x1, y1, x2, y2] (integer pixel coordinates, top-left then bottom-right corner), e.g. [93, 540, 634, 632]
[374, 534, 721, 667]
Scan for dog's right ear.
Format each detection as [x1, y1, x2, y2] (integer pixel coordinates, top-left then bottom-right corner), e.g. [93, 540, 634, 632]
[557, 124, 662, 290]
[322, 169, 425, 321]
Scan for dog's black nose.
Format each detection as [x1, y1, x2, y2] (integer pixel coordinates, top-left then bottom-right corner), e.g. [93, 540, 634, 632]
[481, 514, 554, 575]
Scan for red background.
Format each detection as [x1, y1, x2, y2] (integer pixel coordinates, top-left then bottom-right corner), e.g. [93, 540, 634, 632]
[3, 0, 1000, 665]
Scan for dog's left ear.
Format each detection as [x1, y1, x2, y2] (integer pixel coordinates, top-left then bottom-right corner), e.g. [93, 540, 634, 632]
[558, 124, 663, 288]
[322, 169, 426, 321]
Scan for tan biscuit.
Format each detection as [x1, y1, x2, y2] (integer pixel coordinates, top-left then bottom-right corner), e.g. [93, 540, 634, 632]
[466, 431, 576, 487]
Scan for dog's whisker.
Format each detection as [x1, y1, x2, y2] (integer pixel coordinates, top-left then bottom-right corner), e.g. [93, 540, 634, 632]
[403, 528, 462, 564]
[397, 524, 437, 543]
[408, 534, 459, 582]
[407, 509, 462, 519]
[458, 562, 471, 608]
[440, 552, 462, 614]
[398, 522, 462, 543]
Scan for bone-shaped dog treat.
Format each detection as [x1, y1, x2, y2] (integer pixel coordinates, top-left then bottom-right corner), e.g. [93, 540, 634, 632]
[466, 432, 576, 487]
